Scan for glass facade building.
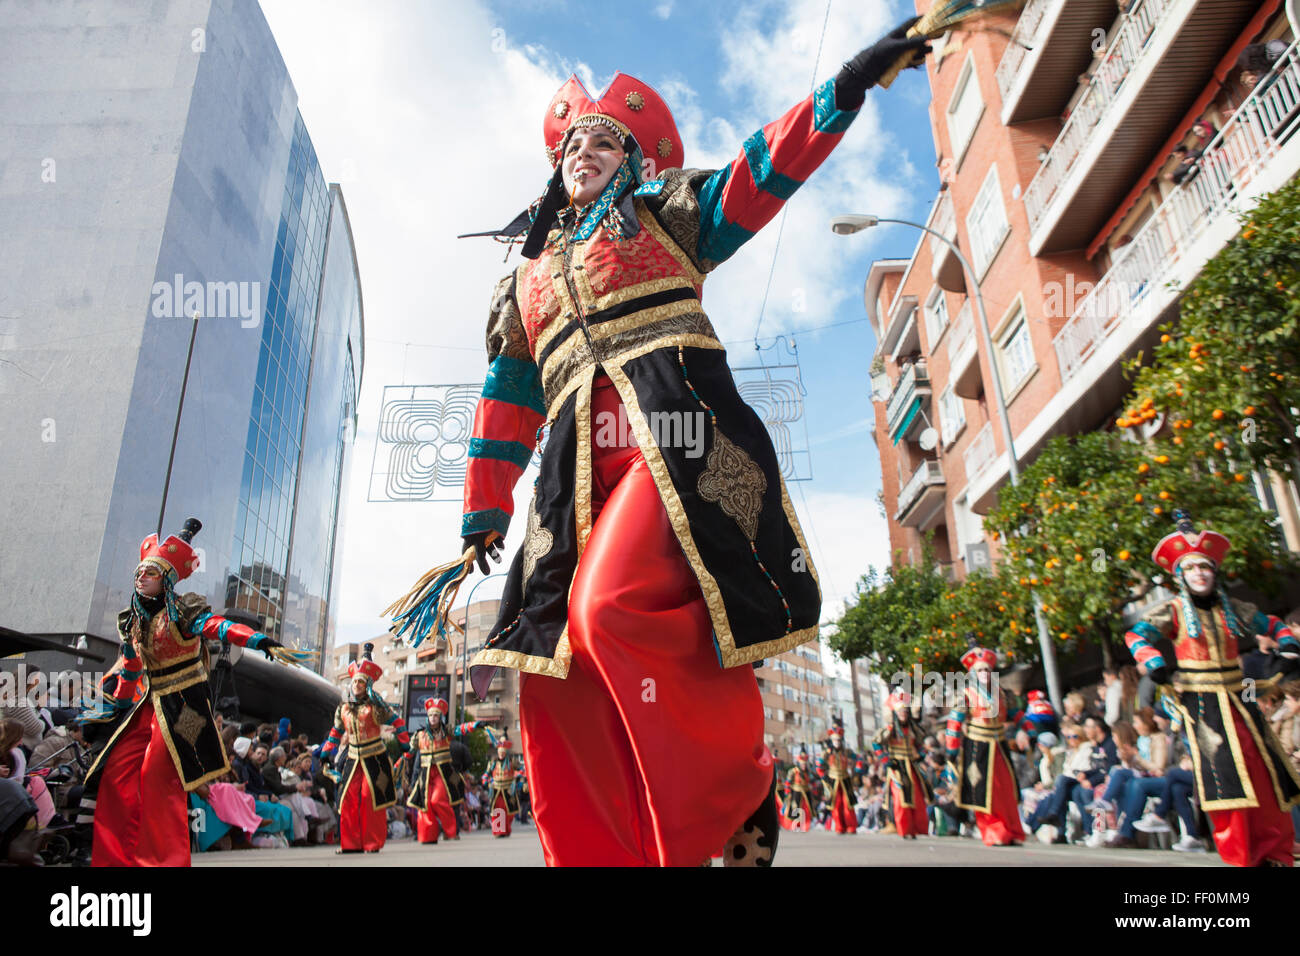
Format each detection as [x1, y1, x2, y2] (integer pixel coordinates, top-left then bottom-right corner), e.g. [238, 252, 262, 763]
[0, 0, 362, 669]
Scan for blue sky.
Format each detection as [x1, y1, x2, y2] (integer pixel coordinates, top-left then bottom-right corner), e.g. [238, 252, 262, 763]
[260, 0, 944, 639]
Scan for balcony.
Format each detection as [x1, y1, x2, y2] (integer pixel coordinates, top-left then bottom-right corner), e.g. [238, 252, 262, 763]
[1054, 43, 1300, 381]
[885, 361, 932, 444]
[946, 301, 982, 399]
[1024, 0, 1262, 256]
[996, 0, 1120, 126]
[881, 295, 920, 359]
[967, 46, 1300, 512]
[896, 459, 947, 530]
[928, 192, 964, 293]
[963, 421, 998, 486]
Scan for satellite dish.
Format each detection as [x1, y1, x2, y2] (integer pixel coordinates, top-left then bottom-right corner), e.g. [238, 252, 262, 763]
[919, 428, 938, 450]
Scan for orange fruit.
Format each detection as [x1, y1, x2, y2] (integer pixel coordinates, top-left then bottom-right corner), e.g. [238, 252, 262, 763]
[1153, 506, 1164, 515]
[1244, 405, 1256, 416]
[1234, 473, 1246, 482]
[1118, 550, 1131, 561]
[1214, 440, 1226, 451]
[1158, 491, 1171, 500]
[1212, 409, 1224, 420]
[1160, 334, 1171, 343]
[1137, 463, 1150, 474]
[1134, 493, 1143, 503]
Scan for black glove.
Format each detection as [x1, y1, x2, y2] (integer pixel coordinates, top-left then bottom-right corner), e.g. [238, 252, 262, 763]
[836, 17, 933, 109]
[1276, 653, 1300, 676]
[462, 531, 503, 575]
[256, 636, 282, 661]
[1147, 664, 1171, 686]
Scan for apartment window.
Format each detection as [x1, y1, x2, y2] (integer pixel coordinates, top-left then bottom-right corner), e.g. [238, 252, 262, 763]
[946, 55, 984, 165]
[939, 385, 966, 445]
[967, 164, 1010, 276]
[997, 308, 1036, 393]
[924, 288, 948, 348]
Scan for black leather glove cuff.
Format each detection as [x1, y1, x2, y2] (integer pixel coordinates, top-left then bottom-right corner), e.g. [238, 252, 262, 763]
[835, 16, 932, 109]
[1148, 665, 1171, 686]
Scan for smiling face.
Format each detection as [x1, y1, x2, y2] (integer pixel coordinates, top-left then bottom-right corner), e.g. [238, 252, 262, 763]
[351, 676, 369, 699]
[561, 124, 626, 206]
[1180, 558, 1216, 596]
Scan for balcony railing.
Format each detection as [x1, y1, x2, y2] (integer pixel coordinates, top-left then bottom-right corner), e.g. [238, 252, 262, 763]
[885, 361, 930, 438]
[1023, 0, 1171, 231]
[1054, 43, 1300, 381]
[963, 421, 997, 483]
[896, 459, 945, 520]
[995, 0, 1053, 102]
[928, 191, 958, 261]
[946, 301, 974, 365]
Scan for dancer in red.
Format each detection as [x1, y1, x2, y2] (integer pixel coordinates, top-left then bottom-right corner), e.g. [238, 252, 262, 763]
[482, 733, 520, 838]
[391, 20, 932, 866]
[777, 748, 815, 832]
[406, 698, 461, 844]
[946, 648, 1026, 847]
[874, 689, 931, 839]
[1124, 510, 1300, 866]
[823, 722, 857, 835]
[77, 518, 304, 866]
[320, 644, 410, 853]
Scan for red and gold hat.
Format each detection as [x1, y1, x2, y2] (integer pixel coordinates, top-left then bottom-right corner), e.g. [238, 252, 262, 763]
[348, 643, 383, 682]
[887, 689, 912, 711]
[961, 647, 998, 671]
[1152, 510, 1230, 573]
[137, 517, 203, 583]
[544, 73, 684, 172]
[424, 697, 449, 716]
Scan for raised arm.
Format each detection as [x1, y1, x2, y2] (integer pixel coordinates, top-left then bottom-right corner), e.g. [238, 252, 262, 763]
[1125, 603, 1175, 683]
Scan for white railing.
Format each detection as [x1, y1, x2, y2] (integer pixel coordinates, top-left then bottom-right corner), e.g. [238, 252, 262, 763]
[995, 0, 1053, 102]
[897, 460, 945, 518]
[963, 421, 997, 482]
[947, 301, 974, 365]
[1053, 43, 1300, 381]
[885, 360, 930, 434]
[1024, 0, 1171, 230]
[928, 191, 958, 262]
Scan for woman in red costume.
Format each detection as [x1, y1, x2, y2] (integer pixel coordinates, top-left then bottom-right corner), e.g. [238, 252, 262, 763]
[77, 518, 304, 866]
[777, 748, 815, 832]
[873, 689, 931, 839]
[822, 722, 857, 835]
[945, 648, 1026, 847]
[319, 644, 411, 854]
[1124, 510, 1300, 866]
[406, 698, 463, 845]
[405, 21, 932, 867]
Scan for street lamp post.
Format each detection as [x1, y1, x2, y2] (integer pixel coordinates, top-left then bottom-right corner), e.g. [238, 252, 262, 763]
[832, 213, 1063, 713]
[457, 573, 507, 723]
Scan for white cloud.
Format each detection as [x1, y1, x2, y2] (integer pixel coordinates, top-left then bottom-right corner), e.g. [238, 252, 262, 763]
[258, 0, 926, 650]
[654, 1, 674, 20]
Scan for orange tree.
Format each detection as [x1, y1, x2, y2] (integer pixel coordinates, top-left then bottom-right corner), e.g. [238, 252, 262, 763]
[1126, 176, 1300, 479]
[985, 430, 1289, 665]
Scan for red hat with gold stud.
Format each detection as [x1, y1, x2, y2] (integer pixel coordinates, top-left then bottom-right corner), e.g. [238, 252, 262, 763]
[137, 517, 202, 583]
[961, 647, 998, 671]
[544, 73, 684, 172]
[424, 697, 449, 716]
[887, 688, 912, 711]
[348, 643, 383, 682]
[1152, 509, 1230, 573]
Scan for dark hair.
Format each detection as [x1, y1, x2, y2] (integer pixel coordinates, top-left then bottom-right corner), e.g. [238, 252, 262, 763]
[1112, 720, 1138, 748]
[239, 721, 257, 736]
[1173, 145, 1189, 155]
[1237, 43, 1274, 74]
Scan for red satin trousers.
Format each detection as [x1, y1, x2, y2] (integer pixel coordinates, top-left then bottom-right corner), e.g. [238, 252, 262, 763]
[520, 376, 771, 866]
[1207, 708, 1295, 866]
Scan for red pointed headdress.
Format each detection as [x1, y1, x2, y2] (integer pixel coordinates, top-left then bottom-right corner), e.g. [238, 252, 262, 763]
[887, 688, 912, 711]
[137, 517, 203, 583]
[961, 647, 998, 671]
[348, 643, 383, 682]
[425, 697, 449, 716]
[1152, 510, 1230, 573]
[544, 73, 684, 172]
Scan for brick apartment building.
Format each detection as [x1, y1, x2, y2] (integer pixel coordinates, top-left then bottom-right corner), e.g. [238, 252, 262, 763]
[757, 643, 832, 763]
[868, 0, 1300, 578]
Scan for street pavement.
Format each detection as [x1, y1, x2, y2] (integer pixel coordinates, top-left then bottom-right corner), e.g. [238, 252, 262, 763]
[191, 822, 1225, 866]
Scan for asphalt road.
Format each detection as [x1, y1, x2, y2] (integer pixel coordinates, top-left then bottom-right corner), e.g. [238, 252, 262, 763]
[191, 823, 1226, 867]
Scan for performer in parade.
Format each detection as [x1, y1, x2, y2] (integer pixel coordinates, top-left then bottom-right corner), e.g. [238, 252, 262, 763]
[1124, 510, 1300, 866]
[482, 732, 520, 838]
[823, 721, 857, 835]
[873, 689, 931, 840]
[386, 17, 933, 868]
[320, 644, 411, 854]
[76, 518, 308, 867]
[945, 647, 1026, 847]
[406, 697, 466, 845]
[777, 747, 816, 832]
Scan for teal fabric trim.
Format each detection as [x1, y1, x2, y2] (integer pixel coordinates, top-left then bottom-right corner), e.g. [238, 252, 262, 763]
[189, 610, 211, 637]
[481, 355, 544, 416]
[635, 179, 666, 196]
[813, 78, 857, 135]
[743, 130, 802, 200]
[1252, 611, 1272, 635]
[462, 508, 510, 538]
[469, 437, 533, 470]
[891, 398, 921, 444]
[696, 165, 755, 265]
[1132, 621, 1163, 645]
